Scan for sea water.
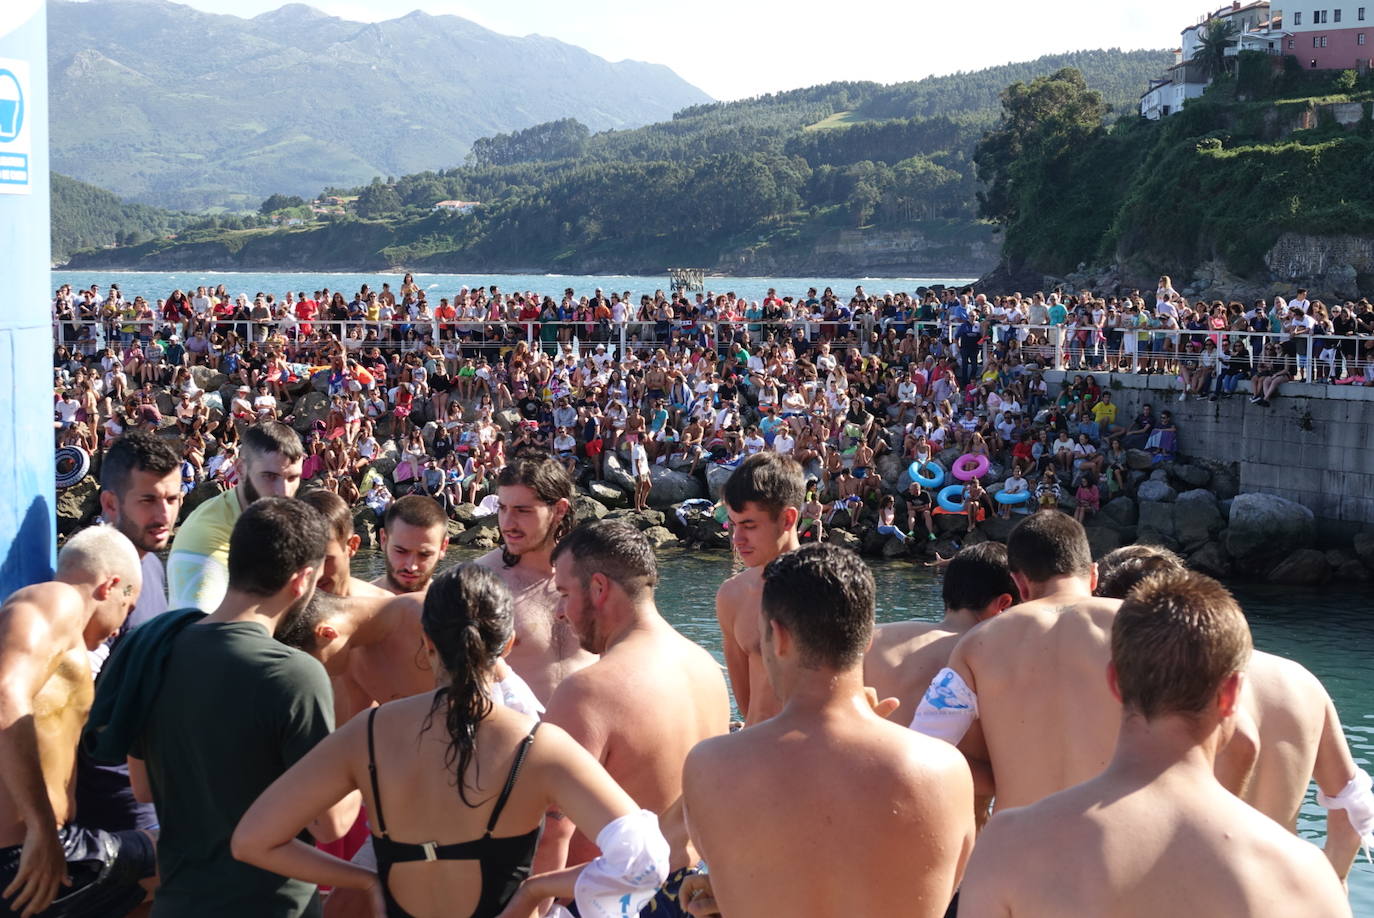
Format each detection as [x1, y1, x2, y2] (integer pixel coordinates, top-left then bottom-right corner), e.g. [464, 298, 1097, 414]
[51, 270, 977, 307]
[355, 547, 1374, 912]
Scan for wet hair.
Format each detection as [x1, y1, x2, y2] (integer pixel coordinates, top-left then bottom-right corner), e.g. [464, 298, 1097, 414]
[1006, 510, 1092, 582]
[227, 497, 328, 597]
[762, 544, 873, 671]
[551, 521, 658, 597]
[299, 489, 353, 545]
[242, 420, 304, 462]
[1113, 570, 1252, 721]
[274, 589, 345, 654]
[421, 564, 515, 805]
[495, 451, 573, 567]
[942, 542, 1019, 612]
[382, 494, 448, 533]
[723, 452, 804, 519]
[101, 430, 181, 496]
[1095, 544, 1185, 600]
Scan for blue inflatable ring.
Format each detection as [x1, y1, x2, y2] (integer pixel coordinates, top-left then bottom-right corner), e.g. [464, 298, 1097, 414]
[937, 484, 967, 513]
[995, 489, 1030, 505]
[951, 453, 990, 482]
[907, 459, 944, 489]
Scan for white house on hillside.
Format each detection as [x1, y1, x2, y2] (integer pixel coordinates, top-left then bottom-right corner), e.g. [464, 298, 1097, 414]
[433, 200, 481, 213]
[1140, 1, 1289, 118]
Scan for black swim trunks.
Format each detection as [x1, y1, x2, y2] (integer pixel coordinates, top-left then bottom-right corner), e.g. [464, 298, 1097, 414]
[565, 867, 696, 918]
[0, 824, 155, 918]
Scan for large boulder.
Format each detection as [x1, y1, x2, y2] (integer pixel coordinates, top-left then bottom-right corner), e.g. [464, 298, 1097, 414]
[978, 515, 1019, 543]
[1209, 468, 1240, 501]
[876, 453, 907, 490]
[642, 526, 677, 548]
[179, 479, 225, 522]
[1173, 490, 1224, 547]
[706, 463, 734, 501]
[586, 480, 630, 509]
[456, 526, 499, 551]
[1137, 500, 1176, 538]
[1353, 532, 1374, 570]
[1136, 480, 1177, 503]
[1336, 561, 1370, 582]
[190, 365, 227, 393]
[647, 466, 705, 508]
[1187, 542, 1232, 579]
[1167, 462, 1211, 489]
[572, 495, 609, 525]
[493, 409, 522, 432]
[1124, 449, 1155, 471]
[1100, 496, 1138, 528]
[56, 477, 100, 537]
[605, 509, 668, 531]
[601, 453, 638, 495]
[826, 528, 861, 551]
[1084, 526, 1123, 559]
[1226, 493, 1315, 566]
[1266, 548, 1331, 586]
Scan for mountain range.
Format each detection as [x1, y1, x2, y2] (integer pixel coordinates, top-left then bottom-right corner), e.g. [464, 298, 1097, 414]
[47, 0, 711, 210]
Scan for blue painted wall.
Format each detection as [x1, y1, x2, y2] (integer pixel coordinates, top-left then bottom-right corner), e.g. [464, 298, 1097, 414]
[0, 3, 54, 595]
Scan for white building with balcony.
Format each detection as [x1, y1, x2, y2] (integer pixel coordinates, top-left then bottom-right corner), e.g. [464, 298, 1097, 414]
[1140, 1, 1288, 118]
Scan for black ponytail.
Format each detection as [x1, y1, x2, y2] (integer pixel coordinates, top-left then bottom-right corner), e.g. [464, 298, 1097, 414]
[421, 563, 514, 806]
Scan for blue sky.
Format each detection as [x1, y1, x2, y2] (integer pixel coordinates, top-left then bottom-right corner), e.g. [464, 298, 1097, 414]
[166, 0, 1221, 100]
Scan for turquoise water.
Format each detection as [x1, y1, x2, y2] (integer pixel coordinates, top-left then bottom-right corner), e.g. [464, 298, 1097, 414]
[356, 547, 1373, 912]
[51, 270, 977, 306]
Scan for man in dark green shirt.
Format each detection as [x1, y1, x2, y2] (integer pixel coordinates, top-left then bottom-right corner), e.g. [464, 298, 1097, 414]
[130, 498, 357, 918]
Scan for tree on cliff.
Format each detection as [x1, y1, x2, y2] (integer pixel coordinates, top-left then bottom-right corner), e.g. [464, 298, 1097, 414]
[1192, 18, 1239, 81]
[974, 68, 1109, 229]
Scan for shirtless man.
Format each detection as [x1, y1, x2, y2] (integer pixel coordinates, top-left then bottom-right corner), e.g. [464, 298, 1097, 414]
[541, 523, 730, 914]
[911, 511, 1123, 811]
[476, 453, 596, 705]
[298, 490, 391, 601]
[1096, 544, 1369, 881]
[684, 544, 973, 918]
[864, 542, 1017, 722]
[959, 570, 1351, 918]
[0, 527, 149, 918]
[715, 453, 803, 726]
[368, 495, 448, 596]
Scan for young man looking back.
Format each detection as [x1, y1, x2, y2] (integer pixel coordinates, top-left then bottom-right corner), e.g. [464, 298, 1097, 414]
[714, 452, 803, 726]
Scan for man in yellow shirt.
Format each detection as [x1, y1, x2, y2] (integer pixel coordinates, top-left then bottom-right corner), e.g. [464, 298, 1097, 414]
[1090, 391, 1121, 437]
[166, 421, 304, 611]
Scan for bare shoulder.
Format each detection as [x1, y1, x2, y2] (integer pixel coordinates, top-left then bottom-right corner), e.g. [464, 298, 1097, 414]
[348, 577, 393, 598]
[473, 547, 506, 572]
[0, 582, 83, 634]
[870, 620, 944, 655]
[1248, 649, 1324, 700]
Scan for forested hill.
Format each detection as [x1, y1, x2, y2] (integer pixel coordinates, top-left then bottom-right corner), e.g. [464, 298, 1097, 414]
[51, 173, 189, 263]
[47, 0, 710, 211]
[66, 48, 1170, 276]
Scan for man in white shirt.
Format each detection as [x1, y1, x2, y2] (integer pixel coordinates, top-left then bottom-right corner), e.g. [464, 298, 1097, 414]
[772, 428, 796, 455]
[55, 391, 81, 429]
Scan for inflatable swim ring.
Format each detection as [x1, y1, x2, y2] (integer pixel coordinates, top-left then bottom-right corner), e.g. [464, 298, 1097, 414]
[937, 484, 967, 513]
[55, 446, 90, 489]
[907, 460, 944, 489]
[994, 489, 1030, 505]
[952, 453, 990, 482]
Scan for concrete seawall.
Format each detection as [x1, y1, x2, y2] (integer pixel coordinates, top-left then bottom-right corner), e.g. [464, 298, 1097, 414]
[1046, 371, 1374, 535]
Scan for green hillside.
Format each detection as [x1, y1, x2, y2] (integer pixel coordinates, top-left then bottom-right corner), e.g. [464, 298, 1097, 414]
[51, 173, 190, 263]
[68, 48, 1171, 275]
[974, 58, 1374, 289]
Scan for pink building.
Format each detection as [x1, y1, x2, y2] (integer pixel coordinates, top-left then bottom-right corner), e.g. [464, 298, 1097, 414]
[1279, 3, 1374, 68]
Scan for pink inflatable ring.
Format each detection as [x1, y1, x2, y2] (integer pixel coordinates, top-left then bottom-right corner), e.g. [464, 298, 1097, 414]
[952, 453, 990, 482]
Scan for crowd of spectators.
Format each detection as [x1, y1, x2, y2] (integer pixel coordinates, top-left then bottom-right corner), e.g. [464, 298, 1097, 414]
[51, 275, 1374, 534]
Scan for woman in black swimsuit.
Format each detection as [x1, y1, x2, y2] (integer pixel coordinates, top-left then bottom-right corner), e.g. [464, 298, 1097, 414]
[234, 564, 662, 918]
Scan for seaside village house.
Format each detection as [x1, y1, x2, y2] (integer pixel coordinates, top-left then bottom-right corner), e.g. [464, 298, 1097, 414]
[432, 200, 481, 213]
[1141, 1, 1374, 118]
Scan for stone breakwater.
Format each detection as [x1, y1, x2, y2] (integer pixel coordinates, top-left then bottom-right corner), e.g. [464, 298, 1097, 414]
[53, 366, 1374, 588]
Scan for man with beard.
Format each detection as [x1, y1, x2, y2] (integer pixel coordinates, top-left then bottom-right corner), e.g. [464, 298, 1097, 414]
[367, 496, 448, 596]
[167, 421, 304, 611]
[127, 498, 357, 918]
[74, 432, 184, 846]
[540, 523, 730, 915]
[476, 453, 596, 705]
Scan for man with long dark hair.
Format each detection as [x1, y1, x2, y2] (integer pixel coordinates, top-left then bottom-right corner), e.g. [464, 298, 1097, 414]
[475, 452, 595, 705]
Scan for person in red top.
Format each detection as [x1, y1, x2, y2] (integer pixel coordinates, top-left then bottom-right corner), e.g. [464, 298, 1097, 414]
[435, 297, 457, 335]
[294, 293, 317, 337]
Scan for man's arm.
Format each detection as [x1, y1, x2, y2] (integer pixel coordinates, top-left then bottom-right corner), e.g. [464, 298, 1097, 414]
[537, 675, 611, 875]
[714, 584, 749, 719]
[0, 600, 68, 917]
[1313, 693, 1365, 881]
